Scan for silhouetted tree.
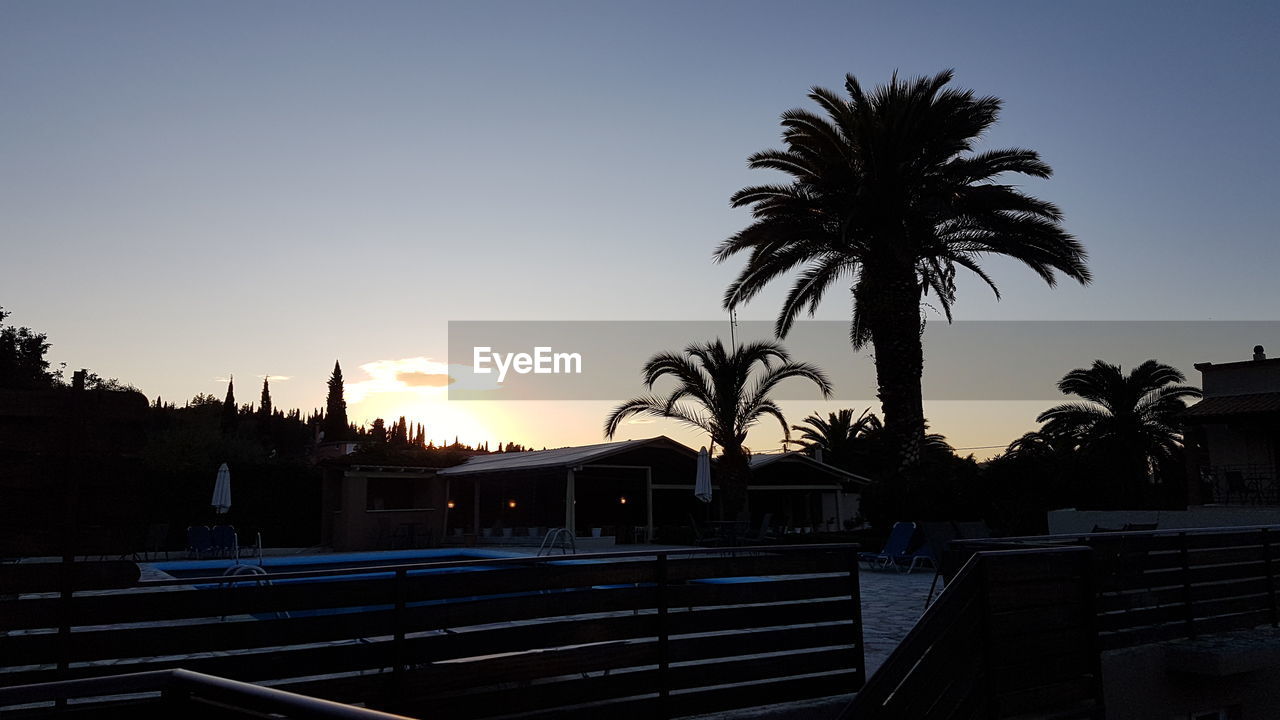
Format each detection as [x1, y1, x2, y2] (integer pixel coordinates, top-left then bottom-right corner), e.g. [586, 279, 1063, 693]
[605, 339, 831, 516]
[717, 70, 1091, 478]
[1038, 360, 1200, 507]
[259, 377, 273, 418]
[369, 418, 387, 444]
[220, 376, 238, 434]
[0, 307, 60, 389]
[322, 361, 349, 442]
[790, 408, 880, 472]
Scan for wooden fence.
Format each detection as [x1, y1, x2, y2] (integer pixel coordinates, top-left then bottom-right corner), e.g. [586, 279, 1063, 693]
[945, 526, 1280, 650]
[0, 545, 864, 719]
[847, 524, 1280, 720]
[843, 546, 1099, 720]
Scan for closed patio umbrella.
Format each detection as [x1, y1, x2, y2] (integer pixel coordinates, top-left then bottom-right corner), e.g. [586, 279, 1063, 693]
[695, 447, 712, 503]
[211, 463, 232, 514]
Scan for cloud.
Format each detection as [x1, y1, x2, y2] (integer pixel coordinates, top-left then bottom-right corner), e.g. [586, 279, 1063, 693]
[347, 357, 453, 403]
[258, 375, 292, 381]
[345, 357, 504, 403]
[397, 371, 454, 388]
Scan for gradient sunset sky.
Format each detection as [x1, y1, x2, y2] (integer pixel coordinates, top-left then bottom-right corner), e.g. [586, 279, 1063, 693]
[4, 1, 1278, 456]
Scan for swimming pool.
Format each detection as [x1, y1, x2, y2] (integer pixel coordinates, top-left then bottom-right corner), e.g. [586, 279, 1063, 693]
[146, 547, 632, 619]
[148, 547, 522, 581]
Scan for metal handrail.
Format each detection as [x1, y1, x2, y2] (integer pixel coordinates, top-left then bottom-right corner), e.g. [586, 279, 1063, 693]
[0, 668, 415, 719]
[536, 527, 576, 556]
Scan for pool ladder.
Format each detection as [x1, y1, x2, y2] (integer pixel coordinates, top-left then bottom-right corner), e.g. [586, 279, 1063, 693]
[219, 564, 289, 619]
[537, 528, 576, 556]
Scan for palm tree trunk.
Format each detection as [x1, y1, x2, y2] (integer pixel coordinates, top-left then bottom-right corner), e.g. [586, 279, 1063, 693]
[718, 445, 751, 517]
[865, 272, 926, 477]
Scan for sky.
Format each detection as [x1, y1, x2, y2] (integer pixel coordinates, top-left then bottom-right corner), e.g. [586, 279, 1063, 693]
[3, 1, 1279, 457]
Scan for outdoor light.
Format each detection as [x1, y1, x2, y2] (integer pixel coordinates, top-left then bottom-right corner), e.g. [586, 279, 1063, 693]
[508, 500, 517, 509]
[619, 496, 628, 504]
[447, 501, 456, 509]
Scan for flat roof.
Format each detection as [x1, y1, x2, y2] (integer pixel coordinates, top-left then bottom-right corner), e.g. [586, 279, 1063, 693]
[1194, 357, 1280, 372]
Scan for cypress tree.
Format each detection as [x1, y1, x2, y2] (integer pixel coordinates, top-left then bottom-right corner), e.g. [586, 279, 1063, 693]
[259, 377, 273, 418]
[322, 360, 349, 441]
[220, 376, 238, 433]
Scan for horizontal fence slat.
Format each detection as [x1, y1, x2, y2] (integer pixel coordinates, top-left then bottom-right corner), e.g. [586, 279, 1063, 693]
[0, 547, 863, 720]
[667, 575, 848, 608]
[669, 622, 855, 663]
[410, 640, 660, 691]
[667, 597, 855, 636]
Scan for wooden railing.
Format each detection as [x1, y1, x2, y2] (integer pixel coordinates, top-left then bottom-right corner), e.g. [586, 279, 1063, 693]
[0, 545, 864, 719]
[946, 525, 1280, 650]
[847, 524, 1280, 720]
[843, 546, 1099, 720]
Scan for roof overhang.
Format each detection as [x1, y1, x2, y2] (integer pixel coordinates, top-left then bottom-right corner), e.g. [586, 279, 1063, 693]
[748, 451, 874, 486]
[438, 436, 696, 476]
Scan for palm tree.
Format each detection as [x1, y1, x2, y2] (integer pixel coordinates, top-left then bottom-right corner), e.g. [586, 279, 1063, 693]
[790, 407, 880, 470]
[1004, 428, 1079, 461]
[1037, 359, 1201, 506]
[715, 70, 1090, 477]
[605, 339, 832, 515]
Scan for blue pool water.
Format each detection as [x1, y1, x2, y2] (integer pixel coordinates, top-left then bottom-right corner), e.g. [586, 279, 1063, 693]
[145, 549, 780, 620]
[148, 548, 521, 581]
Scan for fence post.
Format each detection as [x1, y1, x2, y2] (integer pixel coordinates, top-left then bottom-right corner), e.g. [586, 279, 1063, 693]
[1076, 547, 1105, 715]
[975, 555, 998, 720]
[393, 567, 407, 707]
[1179, 532, 1195, 639]
[656, 552, 670, 720]
[1264, 528, 1278, 628]
[844, 547, 866, 691]
[54, 560, 74, 710]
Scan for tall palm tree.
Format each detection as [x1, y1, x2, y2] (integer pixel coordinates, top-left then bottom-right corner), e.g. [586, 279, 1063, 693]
[1037, 359, 1201, 505]
[790, 407, 880, 469]
[605, 339, 832, 515]
[715, 70, 1090, 477]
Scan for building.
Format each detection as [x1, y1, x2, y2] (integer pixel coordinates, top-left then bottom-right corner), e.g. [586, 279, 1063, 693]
[321, 464, 448, 551]
[320, 436, 870, 549]
[1184, 344, 1280, 505]
[747, 451, 871, 532]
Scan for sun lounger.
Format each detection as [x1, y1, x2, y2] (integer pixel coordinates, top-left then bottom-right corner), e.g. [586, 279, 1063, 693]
[858, 521, 918, 571]
[211, 525, 238, 559]
[186, 525, 213, 559]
